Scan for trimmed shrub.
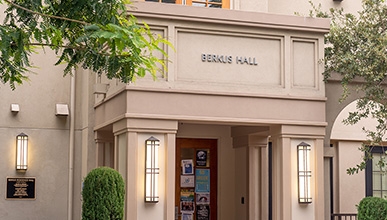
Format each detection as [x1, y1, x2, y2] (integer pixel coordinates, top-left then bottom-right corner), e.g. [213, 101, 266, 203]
[82, 167, 125, 220]
[358, 197, 387, 220]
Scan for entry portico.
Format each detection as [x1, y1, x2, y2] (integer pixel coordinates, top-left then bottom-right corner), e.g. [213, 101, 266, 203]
[93, 3, 329, 220]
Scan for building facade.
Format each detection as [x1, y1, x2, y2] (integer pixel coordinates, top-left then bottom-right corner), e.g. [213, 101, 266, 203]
[0, 0, 371, 220]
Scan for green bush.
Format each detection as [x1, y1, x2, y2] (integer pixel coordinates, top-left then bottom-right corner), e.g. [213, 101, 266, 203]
[82, 167, 125, 220]
[358, 197, 387, 220]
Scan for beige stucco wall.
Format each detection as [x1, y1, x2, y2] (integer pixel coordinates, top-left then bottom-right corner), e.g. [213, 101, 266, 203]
[0, 48, 72, 219]
[96, 2, 329, 129]
[235, 146, 248, 220]
[267, 0, 363, 16]
[135, 0, 364, 15]
[335, 141, 364, 213]
[331, 100, 381, 141]
[0, 12, 96, 217]
[330, 100, 371, 214]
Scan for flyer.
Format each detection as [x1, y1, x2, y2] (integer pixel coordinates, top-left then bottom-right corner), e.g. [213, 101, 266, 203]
[182, 159, 194, 175]
[180, 189, 195, 201]
[196, 205, 210, 220]
[180, 189, 194, 214]
[195, 169, 210, 193]
[196, 150, 208, 167]
[181, 201, 195, 213]
[182, 213, 193, 220]
[196, 193, 210, 204]
[181, 175, 195, 188]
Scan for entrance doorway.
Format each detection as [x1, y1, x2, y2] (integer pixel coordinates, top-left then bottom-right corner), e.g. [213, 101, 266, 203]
[175, 138, 218, 220]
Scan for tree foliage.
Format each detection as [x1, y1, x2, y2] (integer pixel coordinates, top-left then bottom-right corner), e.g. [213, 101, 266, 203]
[0, 0, 170, 89]
[310, 0, 387, 174]
[82, 167, 125, 220]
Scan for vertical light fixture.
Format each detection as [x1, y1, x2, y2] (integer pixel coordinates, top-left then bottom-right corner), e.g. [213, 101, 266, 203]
[16, 133, 28, 171]
[145, 136, 160, 203]
[297, 142, 312, 204]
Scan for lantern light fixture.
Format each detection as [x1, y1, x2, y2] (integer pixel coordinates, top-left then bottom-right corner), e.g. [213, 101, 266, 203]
[16, 133, 28, 171]
[145, 136, 160, 203]
[297, 141, 312, 204]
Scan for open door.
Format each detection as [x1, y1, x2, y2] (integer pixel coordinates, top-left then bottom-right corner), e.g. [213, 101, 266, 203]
[175, 138, 217, 220]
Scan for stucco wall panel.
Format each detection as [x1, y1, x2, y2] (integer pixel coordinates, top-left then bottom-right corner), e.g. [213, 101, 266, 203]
[94, 92, 127, 128]
[336, 141, 364, 213]
[131, 2, 330, 33]
[177, 30, 283, 87]
[268, 0, 363, 17]
[123, 90, 326, 126]
[0, 128, 69, 220]
[292, 39, 318, 89]
[125, 2, 329, 100]
[0, 49, 70, 129]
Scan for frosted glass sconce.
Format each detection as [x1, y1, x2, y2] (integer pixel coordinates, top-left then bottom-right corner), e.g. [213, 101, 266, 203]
[298, 142, 311, 203]
[16, 133, 28, 171]
[145, 136, 160, 203]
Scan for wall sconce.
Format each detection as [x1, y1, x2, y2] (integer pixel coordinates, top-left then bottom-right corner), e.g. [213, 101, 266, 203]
[16, 133, 28, 171]
[297, 142, 311, 204]
[145, 136, 160, 203]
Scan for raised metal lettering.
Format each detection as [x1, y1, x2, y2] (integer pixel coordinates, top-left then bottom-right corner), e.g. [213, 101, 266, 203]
[201, 54, 206, 62]
[201, 54, 256, 66]
[227, 56, 233, 63]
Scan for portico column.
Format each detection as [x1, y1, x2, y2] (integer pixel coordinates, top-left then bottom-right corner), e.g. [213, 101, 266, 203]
[165, 132, 176, 220]
[248, 136, 269, 220]
[270, 125, 325, 220]
[126, 131, 138, 220]
[270, 128, 292, 220]
[112, 129, 138, 220]
[113, 120, 139, 220]
[113, 118, 178, 220]
[95, 131, 114, 167]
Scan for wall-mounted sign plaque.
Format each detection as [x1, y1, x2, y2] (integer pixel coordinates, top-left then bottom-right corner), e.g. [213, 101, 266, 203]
[6, 177, 36, 200]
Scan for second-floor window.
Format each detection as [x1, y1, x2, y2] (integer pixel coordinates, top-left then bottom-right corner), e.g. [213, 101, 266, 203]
[145, 0, 229, 9]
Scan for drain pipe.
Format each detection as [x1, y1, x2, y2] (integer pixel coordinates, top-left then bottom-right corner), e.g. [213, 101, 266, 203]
[67, 68, 76, 220]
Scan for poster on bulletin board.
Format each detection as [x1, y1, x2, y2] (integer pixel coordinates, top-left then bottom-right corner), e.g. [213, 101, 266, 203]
[182, 213, 193, 220]
[196, 150, 207, 167]
[196, 193, 210, 204]
[182, 159, 194, 175]
[195, 169, 210, 193]
[181, 175, 195, 188]
[196, 205, 210, 220]
[180, 189, 195, 214]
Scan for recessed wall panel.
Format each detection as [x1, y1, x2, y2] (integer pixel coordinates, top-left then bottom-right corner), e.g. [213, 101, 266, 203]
[292, 40, 317, 88]
[177, 30, 283, 87]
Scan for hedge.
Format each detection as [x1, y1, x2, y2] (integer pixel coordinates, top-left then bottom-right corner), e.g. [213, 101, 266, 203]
[358, 196, 387, 220]
[82, 167, 125, 220]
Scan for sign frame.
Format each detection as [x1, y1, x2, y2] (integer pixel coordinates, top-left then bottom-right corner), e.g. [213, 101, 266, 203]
[6, 177, 36, 200]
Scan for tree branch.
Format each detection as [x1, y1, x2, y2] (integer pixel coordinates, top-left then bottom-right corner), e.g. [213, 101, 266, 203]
[25, 42, 134, 58]
[28, 42, 82, 50]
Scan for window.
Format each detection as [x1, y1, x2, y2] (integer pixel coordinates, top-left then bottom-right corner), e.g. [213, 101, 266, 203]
[145, 0, 230, 9]
[366, 147, 387, 198]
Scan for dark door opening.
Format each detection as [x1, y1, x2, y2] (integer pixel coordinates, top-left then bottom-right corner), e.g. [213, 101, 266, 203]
[175, 138, 218, 220]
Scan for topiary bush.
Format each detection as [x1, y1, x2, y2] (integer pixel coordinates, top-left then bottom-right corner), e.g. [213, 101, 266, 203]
[358, 197, 387, 220]
[82, 167, 125, 220]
